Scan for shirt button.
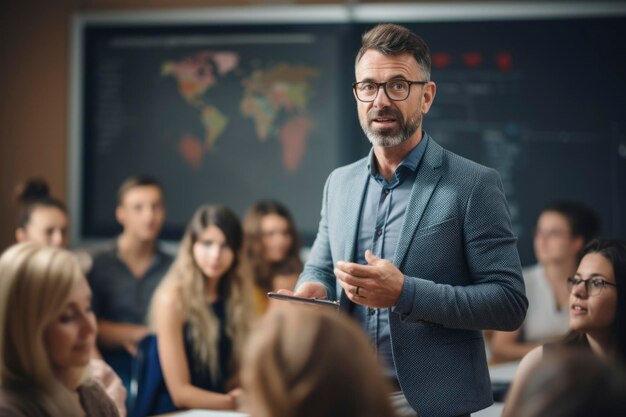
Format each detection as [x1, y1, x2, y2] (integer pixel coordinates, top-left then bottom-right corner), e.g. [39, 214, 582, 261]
[376, 228, 383, 236]
[383, 189, 390, 195]
[368, 308, 375, 316]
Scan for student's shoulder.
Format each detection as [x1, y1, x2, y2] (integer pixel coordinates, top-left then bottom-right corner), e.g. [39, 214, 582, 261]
[89, 241, 118, 264]
[0, 391, 28, 417]
[156, 244, 175, 265]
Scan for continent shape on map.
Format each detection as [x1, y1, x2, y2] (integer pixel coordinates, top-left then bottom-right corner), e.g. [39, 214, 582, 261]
[164, 52, 319, 173]
[240, 64, 319, 172]
[162, 50, 239, 154]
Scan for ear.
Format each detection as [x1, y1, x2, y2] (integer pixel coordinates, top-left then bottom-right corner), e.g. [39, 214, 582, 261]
[15, 228, 26, 242]
[115, 205, 125, 226]
[421, 81, 436, 115]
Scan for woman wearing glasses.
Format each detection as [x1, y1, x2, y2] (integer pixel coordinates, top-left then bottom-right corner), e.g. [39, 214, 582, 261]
[503, 238, 626, 416]
[490, 200, 600, 363]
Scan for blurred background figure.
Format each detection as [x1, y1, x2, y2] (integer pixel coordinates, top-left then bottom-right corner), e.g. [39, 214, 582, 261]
[88, 176, 172, 393]
[14, 178, 68, 248]
[504, 350, 626, 417]
[504, 238, 626, 416]
[490, 200, 601, 362]
[12, 178, 127, 415]
[0, 242, 120, 417]
[242, 200, 303, 315]
[242, 303, 395, 417]
[139, 205, 252, 415]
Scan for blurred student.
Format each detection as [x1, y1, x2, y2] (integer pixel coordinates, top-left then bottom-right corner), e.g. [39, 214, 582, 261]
[14, 178, 68, 248]
[242, 200, 303, 314]
[0, 242, 119, 417]
[505, 351, 626, 417]
[504, 239, 626, 416]
[490, 201, 600, 362]
[13, 178, 126, 415]
[242, 304, 395, 417]
[88, 176, 172, 388]
[146, 205, 253, 413]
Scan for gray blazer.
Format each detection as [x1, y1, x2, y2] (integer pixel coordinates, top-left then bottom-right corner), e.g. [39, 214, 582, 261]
[298, 137, 527, 417]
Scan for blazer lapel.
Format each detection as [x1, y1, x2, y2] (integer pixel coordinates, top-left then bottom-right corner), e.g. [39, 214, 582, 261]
[342, 161, 369, 263]
[338, 160, 368, 309]
[393, 139, 443, 268]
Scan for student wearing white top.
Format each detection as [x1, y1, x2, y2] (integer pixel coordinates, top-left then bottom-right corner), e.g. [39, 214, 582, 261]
[490, 200, 600, 363]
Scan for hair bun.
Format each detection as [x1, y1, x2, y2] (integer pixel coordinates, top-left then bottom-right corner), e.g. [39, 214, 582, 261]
[15, 178, 51, 203]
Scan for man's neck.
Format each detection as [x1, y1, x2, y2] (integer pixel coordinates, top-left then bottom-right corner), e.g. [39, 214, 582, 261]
[373, 130, 422, 181]
[117, 233, 156, 260]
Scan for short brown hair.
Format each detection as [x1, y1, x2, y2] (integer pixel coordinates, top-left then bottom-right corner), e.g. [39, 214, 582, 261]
[116, 175, 163, 206]
[356, 23, 432, 80]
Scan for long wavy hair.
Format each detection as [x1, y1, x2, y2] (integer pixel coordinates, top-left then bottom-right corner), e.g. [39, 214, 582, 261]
[242, 304, 395, 417]
[242, 200, 302, 291]
[152, 205, 253, 382]
[0, 242, 87, 417]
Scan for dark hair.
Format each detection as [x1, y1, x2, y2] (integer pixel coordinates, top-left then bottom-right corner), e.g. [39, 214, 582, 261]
[356, 23, 432, 80]
[561, 239, 626, 366]
[541, 200, 601, 245]
[15, 178, 67, 229]
[185, 205, 243, 294]
[243, 200, 303, 291]
[116, 175, 164, 206]
[512, 350, 626, 417]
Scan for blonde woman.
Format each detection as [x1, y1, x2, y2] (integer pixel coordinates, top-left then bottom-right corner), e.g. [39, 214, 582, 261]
[146, 205, 253, 413]
[0, 242, 119, 417]
[242, 304, 396, 417]
[12, 178, 126, 416]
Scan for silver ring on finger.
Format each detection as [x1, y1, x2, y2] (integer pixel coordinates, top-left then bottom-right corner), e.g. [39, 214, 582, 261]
[355, 285, 361, 296]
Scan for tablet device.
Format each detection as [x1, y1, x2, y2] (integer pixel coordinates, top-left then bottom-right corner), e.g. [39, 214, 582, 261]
[267, 292, 340, 308]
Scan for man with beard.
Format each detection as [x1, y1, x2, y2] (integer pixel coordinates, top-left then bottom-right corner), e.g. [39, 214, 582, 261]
[283, 24, 527, 417]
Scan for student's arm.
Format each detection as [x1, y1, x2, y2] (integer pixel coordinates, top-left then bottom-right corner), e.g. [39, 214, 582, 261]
[501, 345, 543, 417]
[490, 328, 540, 363]
[97, 321, 150, 356]
[152, 287, 235, 410]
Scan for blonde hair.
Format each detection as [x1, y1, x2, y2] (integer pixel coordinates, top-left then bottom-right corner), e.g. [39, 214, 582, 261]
[0, 242, 88, 417]
[151, 205, 253, 383]
[242, 305, 395, 417]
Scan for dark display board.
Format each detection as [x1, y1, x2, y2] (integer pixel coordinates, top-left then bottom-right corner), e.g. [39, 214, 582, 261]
[74, 11, 626, 265]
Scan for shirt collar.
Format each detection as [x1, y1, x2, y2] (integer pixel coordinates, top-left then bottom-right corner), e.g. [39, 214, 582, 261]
[367, 132, 430, 188]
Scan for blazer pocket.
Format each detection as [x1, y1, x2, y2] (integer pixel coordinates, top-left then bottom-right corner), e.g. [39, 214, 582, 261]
[414, 216, 458, 239]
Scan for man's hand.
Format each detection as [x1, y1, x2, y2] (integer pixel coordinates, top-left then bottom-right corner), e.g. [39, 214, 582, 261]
[335, 250, 404, 308]
[277, 282, 328, 299]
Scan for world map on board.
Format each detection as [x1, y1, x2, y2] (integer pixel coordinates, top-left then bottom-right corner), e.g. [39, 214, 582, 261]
[162, 50, 319, 172]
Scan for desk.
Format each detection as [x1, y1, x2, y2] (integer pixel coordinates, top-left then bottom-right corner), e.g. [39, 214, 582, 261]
[156, 364, 521, 417]
[156, 411, 248, 417]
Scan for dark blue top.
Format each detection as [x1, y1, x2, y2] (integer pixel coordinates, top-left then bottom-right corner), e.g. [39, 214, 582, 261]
[129, 299, 232, 417]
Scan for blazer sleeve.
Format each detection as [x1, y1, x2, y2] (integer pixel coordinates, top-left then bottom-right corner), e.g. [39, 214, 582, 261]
[296, 171, 338, 300]
[397, 167, 528, 331]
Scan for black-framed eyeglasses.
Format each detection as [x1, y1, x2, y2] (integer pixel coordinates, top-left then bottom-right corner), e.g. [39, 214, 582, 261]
[352, 79, 429, 102]
[567, 276, 617, 297]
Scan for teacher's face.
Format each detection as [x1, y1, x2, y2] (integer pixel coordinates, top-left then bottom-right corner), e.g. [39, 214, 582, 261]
[354, 50, 434, 148]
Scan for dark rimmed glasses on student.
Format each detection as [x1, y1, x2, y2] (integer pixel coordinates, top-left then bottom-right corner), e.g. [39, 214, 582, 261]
[567, 277, 617, 296]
